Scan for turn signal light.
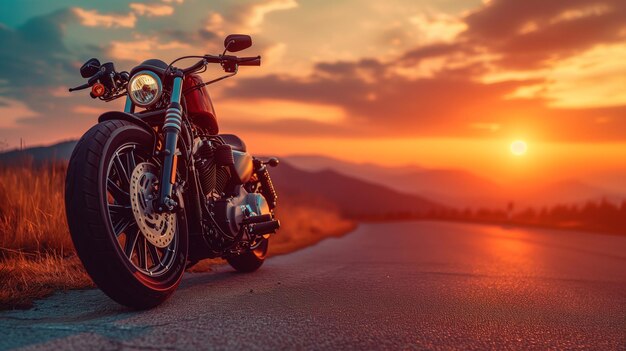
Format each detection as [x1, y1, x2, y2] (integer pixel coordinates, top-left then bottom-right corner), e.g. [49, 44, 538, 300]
[91, 83, 106, 97]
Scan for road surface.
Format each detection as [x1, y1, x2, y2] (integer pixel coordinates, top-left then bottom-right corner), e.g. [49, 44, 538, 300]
[2, 221, 626, 350]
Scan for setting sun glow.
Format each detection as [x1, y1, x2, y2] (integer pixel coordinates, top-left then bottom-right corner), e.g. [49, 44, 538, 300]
[510, 140, 528, 156]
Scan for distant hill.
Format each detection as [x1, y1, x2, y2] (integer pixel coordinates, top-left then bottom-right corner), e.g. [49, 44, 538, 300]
[269, 162, 439, 217]
[587, 171, 626, 195]
[285, 154, 502, 207]
[283, 154, 622, 208]
[286, 154, 425, 177]
[0, 140, 77, 165]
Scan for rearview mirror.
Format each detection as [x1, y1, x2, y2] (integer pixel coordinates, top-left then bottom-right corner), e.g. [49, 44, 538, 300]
[224, 34, 252, 52]
[80, 58, 101, 78]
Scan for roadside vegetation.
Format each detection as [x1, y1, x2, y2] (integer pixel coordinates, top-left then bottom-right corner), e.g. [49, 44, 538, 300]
[364, 201, 626, 236]
[0, 162, 355, 310]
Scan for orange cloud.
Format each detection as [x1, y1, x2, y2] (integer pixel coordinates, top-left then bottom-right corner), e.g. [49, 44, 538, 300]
[72, 7, 137, 28]
[0, 97, 38, 128]
[220, 99, 346, 124]
[409, 12, 467, 44]
[247, 0, 298, 29]
[108, 38, 191, 61]
[130, 3, 174, 17]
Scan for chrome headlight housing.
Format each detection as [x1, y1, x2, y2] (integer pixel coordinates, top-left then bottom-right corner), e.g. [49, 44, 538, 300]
[128, 70, 162, 108]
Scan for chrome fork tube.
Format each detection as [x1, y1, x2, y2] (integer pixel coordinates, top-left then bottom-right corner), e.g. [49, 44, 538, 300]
[124, 96, 134, 113]
[158, 73, 184, 211]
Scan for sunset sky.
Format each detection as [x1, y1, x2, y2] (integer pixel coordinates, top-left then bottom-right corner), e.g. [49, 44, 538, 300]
[0, 0, 625, 187]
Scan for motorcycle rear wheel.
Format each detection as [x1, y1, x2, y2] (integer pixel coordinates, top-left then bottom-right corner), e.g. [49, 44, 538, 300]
[65, 120, 188, 309]
[226, 238, 269, 273]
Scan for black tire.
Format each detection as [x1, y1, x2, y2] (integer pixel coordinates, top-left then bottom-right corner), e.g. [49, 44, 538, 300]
[226, 238, 268, 273]
[65, 120, 188, 309]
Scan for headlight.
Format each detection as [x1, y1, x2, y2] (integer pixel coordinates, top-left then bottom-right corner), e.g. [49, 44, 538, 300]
[128, 70, 162, 108]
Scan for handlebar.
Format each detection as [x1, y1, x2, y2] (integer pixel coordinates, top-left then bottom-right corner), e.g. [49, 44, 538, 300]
[181, 54, 261, 74]
[69, 82, 90, 92]
[69, 71, 104, 92]
[237, 56, 261, 66]
[70, 53, 260, 95]
[69, 68, 128, 100]
[182, 59, 208, 74]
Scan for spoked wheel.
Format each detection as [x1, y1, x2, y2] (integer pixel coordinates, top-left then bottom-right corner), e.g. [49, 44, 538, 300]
[66, 120, 188, 309]
[106, 145, 178, 277]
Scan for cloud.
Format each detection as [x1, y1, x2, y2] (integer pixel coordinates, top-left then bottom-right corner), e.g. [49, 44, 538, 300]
[0, 97, 38, 128]
[461, 0, 626, 69]
[223, 59, 533, 136]
[549, 4, 612, 25]
[130, 3, 174, 17]
[409, 12, 467, 45]
[0, 7, 111, 144]
[222, 46, 626, 142]
[203, 11, 225, 37]
[456, 0, 626, 110]
[220, 98, 346, 123]
[72, 7, 137, 28]
[401, 43, 463, 64]
[247, 0, 298, 29]
[223, 0, 298, 33]
[0, 9, 95, 94]
[2, 0, 625, 148]
[505, 43, 626, 108]
[108, 38, 191, 62]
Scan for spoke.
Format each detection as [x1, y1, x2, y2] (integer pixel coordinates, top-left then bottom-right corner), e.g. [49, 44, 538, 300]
[109, 203, 132, 218]
[126, 148, 137, 175]
[147, 244, 162, 267]
[124, 226, 140, 258]
[112, 214, 134, 237]
[107, 179, 129, 205]
[137, 236, 148, 270]
[113, 153, 130, 189]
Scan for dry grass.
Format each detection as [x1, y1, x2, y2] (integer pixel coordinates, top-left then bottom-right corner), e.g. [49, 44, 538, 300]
[0, 253, 92, 310]
[271, 196, 356, 255]
[0, 162, 72, 253]
[0, 162, 86, 309]
[0, 162, 355, 310]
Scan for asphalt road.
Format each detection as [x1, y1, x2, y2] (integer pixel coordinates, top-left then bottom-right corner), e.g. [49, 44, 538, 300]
[2, 221, 626, 350]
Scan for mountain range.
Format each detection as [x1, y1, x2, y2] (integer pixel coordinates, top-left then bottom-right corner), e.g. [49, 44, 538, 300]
[1, 141, 622, 210]
[283, 155, 624, 208]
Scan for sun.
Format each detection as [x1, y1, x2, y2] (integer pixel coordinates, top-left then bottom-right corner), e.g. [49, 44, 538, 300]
[510, 140, 528, 156]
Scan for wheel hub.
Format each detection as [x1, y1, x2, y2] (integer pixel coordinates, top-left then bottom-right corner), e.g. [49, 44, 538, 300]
[130, 162, 176, 248]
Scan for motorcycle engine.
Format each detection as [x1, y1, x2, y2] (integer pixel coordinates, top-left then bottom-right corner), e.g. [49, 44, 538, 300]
[193, 138, 270, 250]
[194, 139, 230, 200]
[214, 188, 271, 238]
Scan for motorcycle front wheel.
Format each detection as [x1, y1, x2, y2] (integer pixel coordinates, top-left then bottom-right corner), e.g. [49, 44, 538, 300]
[65, 120, 188, 309]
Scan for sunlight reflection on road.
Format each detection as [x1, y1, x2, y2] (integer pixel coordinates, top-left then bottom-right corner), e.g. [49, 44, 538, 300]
[478, 225, 539, 277]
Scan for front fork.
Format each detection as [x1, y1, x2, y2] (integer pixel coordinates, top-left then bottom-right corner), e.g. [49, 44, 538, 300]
[158, 71, 184, 212]
[123, 72, 183, 212]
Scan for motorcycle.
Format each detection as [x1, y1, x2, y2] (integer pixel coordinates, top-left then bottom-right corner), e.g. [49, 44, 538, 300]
[65, 34, 280, 309]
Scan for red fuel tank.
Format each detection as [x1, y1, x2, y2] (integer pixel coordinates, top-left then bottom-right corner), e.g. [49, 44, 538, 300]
[183, 74, 218, 134]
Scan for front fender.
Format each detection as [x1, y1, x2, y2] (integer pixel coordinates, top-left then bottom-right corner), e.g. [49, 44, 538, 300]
[98, 111, 158, 153]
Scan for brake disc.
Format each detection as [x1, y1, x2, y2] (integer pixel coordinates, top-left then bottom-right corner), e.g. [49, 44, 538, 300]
[129, 162, 177, 248]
